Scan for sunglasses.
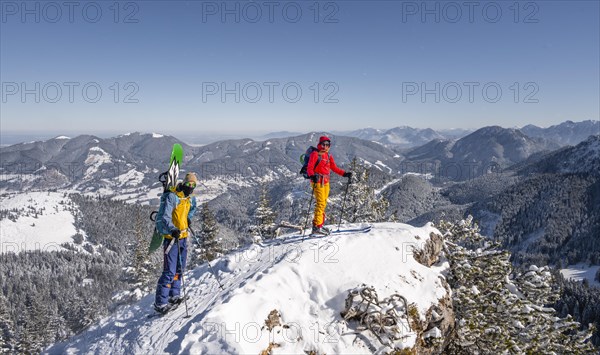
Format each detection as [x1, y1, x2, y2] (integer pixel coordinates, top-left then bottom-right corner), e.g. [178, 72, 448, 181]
[322, 142, 331, 147]
[184, 181, 196, 188]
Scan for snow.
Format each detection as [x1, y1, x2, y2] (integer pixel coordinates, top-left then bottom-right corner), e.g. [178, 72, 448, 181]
[402, 172, 433, 180]
[385, 134, 409, 145]
[152, 133, 164, 138]
[197, 177, 251, 204]
[47, 222, 449, 354]
[423, 327, 442, 339]
[505, 275, 524, 299]
[84, 147, 112, 178]
[374, 160, 392, 174]
[560, 264, 600, 288]
[375, 178, 402, 195]
[54, 135, 71, 140]
[115, 169, 145, 187]
[135, 186, 165, 205]
[0, 192, 83, 253]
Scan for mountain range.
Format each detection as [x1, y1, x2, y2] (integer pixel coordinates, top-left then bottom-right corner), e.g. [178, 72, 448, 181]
[2, 121, 598, 263]
[520, 120, 599, 146]
[1, 121, 597, 201]
[340, 120, 597, 149]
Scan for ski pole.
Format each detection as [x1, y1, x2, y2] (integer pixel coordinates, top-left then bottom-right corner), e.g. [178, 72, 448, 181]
[176, 237, 191, 318]
[301, 183, 315, 241]
[189, 226, 225, 290]
[336, 177, 352, 232]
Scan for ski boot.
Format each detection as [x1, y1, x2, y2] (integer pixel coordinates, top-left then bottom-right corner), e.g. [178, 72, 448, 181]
[153, 302, 173, 315]
[311, 226, 330, 236]
[169, 295, 186, 305]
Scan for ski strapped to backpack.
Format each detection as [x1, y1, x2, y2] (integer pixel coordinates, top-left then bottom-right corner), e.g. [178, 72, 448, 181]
[158, 143, 184, 193]
[299, 146, 322, 179]
[149, 143, 184, 254]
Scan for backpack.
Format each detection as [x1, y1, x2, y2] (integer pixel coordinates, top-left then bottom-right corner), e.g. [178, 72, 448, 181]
[299, 146, 322, 179]
[148, 190, 172, 253]
[150, 190, 172, 227]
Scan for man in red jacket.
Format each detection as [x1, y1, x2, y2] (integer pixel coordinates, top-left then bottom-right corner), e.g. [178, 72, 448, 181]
[307, 136, 352, 235]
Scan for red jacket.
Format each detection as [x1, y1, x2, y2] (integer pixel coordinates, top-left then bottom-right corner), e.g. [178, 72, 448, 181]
[307, 150, 345, 184]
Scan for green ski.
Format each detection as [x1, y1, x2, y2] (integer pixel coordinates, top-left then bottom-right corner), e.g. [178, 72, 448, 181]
[149, 143, 184, 254]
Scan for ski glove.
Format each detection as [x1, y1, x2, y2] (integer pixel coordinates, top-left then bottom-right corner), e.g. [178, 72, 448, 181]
[310, 175, 319, 183]
[171, 229, 181, 239]
[343, 172, 353, 179]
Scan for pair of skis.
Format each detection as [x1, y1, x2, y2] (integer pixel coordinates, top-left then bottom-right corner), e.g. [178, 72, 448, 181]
[305, 225, 373, 240]
[148, 144, 184, 254]
[259, 225, 373, 247]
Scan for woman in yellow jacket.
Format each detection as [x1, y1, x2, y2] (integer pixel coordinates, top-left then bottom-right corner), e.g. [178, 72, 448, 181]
[307, 136, 352, 235]
[153, 172, 198, 313]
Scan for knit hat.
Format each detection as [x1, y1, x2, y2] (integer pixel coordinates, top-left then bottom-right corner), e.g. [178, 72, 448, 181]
[318, 136, 331, 144]
[184, 172, 198, 185]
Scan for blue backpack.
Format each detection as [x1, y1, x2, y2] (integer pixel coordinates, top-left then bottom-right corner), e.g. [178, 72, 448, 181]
[299, 146, 322, 179]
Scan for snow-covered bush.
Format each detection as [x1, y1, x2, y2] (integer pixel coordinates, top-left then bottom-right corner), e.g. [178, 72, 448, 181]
[437, 216, 597, 354]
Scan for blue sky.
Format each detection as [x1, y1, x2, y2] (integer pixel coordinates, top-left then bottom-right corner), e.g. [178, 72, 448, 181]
[1, 0, 598, 138]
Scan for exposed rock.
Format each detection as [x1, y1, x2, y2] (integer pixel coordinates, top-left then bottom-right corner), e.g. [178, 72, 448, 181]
[413, 232, 444, 267]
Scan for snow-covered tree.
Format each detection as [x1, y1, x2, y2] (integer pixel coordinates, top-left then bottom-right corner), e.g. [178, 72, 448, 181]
[437, 216, 597, 354]
[340, 158, 390, 223]
[250, 186, 278, 238]
[0, 295, 15, 353]
[119, 209, 155, 302]
[190, 203, 223, 267]
[16, 295, 49, 354]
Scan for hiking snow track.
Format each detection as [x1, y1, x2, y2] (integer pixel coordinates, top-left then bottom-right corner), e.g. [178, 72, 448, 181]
[47, 223, 449, 355]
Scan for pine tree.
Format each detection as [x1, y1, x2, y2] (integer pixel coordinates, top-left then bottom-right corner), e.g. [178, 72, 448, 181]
[341, 158, 391, 224]
[0, 295, 15, 353]
[190, 203, 223, 267]
[437, 217, 597, 354]
[16, 295, 49, 354]
[252, 186, 278, 238]
[120, 209, 155, 301]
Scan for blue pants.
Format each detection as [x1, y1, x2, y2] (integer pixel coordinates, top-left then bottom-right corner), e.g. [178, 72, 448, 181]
[155, 238, 188, 306]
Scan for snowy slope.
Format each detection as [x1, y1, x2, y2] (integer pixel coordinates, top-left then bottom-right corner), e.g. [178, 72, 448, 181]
[0, 192, 84, 253]
[560, 264, 600, 288]
[47, 223, 449, 354]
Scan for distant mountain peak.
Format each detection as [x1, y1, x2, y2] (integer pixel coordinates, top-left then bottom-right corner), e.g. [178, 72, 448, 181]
[520, 120, 599, 146]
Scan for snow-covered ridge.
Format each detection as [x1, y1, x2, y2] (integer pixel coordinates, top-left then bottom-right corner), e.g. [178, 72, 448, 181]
[84, 147, 113, 179]
[47, 223, 449, 354]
